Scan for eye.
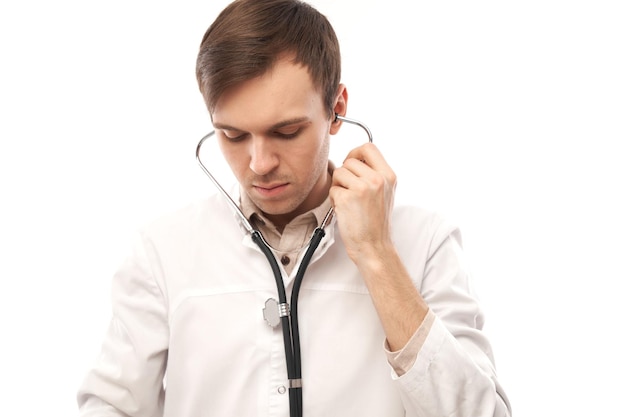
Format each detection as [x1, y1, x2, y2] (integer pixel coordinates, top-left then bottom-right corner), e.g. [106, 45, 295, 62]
[220, 130, 247, 142]
[274, 127, 301, 139]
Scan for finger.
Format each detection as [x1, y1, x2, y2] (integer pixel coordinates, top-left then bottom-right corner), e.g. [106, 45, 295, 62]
[331, 164, 362, 190]
[338, 157, 371, 179]
[343, 143, 390, 173]
[340, 149, 396, 191]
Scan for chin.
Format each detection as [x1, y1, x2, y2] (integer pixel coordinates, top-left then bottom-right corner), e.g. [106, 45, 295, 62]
[257, 199, 303, 219]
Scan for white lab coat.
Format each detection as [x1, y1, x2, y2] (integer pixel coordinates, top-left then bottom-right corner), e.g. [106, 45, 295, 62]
[77, 190, 511, 416]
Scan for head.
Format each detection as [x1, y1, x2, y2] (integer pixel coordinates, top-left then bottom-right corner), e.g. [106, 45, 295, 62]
[196, 0, 341, 118]
[196, 0, 347, 229]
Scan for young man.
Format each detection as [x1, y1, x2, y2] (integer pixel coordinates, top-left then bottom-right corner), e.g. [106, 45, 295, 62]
[77, 1, 511, 416]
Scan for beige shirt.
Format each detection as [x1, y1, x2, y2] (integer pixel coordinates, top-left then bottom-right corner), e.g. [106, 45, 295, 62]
[238, 186, 434, 376]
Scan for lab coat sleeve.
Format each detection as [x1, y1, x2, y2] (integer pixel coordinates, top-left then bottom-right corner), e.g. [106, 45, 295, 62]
[77, 231, 169, 417]
[394, 218, 512, 417]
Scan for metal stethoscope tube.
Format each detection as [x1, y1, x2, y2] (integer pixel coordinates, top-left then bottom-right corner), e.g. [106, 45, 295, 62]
[196, 114, 373, 417]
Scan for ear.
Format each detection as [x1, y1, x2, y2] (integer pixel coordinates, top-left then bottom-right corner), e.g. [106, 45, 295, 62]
[330, 84, 348, 135]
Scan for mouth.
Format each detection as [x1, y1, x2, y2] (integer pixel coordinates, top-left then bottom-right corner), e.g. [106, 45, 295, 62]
[253, 183, 289, 198]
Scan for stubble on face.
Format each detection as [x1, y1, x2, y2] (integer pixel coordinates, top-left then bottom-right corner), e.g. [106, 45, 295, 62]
[250, 134, 330, 222]
[212, 58, 334, 229]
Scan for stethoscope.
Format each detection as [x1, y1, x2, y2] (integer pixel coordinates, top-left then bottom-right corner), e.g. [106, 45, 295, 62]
[196, 114, 373, 417]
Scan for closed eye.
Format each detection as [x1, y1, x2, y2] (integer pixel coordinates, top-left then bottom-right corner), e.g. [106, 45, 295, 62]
[221, 130, 248, 142]
[273, 128, 301, 139]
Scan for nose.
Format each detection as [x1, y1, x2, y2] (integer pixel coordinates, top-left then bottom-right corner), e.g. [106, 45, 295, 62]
[249, 136, 279, 176]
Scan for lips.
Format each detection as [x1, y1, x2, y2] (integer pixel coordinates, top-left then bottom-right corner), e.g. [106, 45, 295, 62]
[253, 183, 289, 198]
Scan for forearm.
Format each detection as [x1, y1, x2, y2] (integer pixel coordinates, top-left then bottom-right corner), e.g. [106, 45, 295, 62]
[355, 244, 429, 351]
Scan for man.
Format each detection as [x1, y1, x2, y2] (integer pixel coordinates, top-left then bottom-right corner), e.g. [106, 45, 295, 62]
[77, 0, 511, 416]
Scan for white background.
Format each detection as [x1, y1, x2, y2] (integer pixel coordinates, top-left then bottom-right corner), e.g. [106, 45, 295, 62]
[1, 1, 625, 415]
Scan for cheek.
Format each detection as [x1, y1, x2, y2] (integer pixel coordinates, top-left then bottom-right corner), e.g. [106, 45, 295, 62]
[311, 131, 331, 161]
[289, 138, 327, 168]
[292, 135, 329, 177]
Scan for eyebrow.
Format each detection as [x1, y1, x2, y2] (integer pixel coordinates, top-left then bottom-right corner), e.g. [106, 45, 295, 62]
[212, 117, 311, 132]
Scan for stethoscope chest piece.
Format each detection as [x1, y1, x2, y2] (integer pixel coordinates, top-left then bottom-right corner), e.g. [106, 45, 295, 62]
[263, 298, 289, 328]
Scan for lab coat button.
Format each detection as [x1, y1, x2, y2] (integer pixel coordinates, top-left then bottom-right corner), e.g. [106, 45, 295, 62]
[280, 255, 290, 266]
[277, 385, 286, 394]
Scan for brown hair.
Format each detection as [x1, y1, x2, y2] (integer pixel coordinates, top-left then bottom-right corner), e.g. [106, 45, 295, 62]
[196, 0, 341, 118]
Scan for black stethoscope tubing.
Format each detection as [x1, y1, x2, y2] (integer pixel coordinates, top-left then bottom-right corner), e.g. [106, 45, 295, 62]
[196, 114, 373, 417]
[253, 227, 325, 417]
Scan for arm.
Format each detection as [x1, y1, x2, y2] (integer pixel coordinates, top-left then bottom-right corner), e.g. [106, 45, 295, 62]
[330, 143, 426, 350]
[77, 232, 169, 417]
[330, 143, 511, 416]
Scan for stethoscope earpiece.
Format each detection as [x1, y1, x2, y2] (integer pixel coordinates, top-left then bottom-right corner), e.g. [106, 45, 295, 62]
[334, 114, 373, 143]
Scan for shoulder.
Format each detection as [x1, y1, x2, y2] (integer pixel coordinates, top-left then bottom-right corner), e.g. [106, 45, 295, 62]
[137, 193, 238, 244]
[391, 204, 463, 252]
[392, 204, 458, 234]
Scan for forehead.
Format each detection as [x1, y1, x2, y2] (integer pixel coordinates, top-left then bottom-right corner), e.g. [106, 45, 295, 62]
[211, 58, 325, 130]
